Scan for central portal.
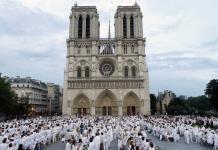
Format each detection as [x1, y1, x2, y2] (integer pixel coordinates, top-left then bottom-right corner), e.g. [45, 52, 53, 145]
[95, 90, 118, 116]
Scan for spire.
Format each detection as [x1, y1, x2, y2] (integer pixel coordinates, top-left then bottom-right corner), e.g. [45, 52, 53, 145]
[134, 0, 139, 7]
[108, 20, 111, 39]
[74, 1, 78, 7]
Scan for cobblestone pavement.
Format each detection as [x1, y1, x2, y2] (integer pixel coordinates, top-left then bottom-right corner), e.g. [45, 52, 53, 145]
[46, 135, 212, 150]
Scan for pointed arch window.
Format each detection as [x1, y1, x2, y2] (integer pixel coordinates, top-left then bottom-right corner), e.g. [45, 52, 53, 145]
[85, 67, 90, 78]
[131, 66, 137, 77]
[130, 16, 134, 38]
[131, 45, 134, 54]
[78, 15, 83, 39]
[124, 66, 129, 78]
[124, 45, 127, 54]
[86, 15, 90, 38]
[77, 67, 82, 78]
[123, 16, 127, 38]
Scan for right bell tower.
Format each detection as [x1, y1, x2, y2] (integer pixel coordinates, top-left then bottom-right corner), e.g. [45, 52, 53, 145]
[114, 2, 150, 115]
[114, 2, 143, 39]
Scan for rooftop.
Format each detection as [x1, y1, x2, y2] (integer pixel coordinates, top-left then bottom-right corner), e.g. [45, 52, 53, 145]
[10, 76, 47, 88]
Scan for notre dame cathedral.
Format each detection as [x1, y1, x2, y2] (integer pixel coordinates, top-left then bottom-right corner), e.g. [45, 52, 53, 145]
[62, 2, 150, 116]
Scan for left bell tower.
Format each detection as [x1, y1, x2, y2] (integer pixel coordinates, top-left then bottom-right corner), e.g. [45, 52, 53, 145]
[69, 3, 99, 39]
[63, 3, 100, 115]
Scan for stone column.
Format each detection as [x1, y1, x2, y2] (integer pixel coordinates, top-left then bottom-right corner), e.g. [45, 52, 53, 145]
[94, 14, 98, 38]
[90, 13, 93, 38]
[92, 14, 96, 38]
[128, 66, 131, 77]
[140, 99, 145, 115]
[119, 14, 122, 38]
[141, 14, 143, 38]
[134, 15, 138, 38]
[138, 13, 143, 38]
[138, 40, 143, 55]
[115, 16, 118, 38]
[127, 15, 130, 38]
[82, 15, 86, 38]
[69, 14, 73, 38]
[117, 40, 122, 55]
[118, 100, 122, 116]
[91, 100, 95, 116]
[82, 69, 85, 78]
[74, 15, 78, 39]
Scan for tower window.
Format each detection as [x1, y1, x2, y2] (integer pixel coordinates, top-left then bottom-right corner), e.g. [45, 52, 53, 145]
[86, 15, 90, 38]
[131, 66, 137, 77]
[124, 66, 129, 78]
[131, 45, 134, 54]
[77, 67, 82, 78]
[123, 16, 127, 38]
[77, 48, 80, 54]
[85, 67, 90, 78]
[87, 48, 90, 54]
[130, 16, 134, 38]
[124, 45, 127, 54]
[78, 15, 83, 39]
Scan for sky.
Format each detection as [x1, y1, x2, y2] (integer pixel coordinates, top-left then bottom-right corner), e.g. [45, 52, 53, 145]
[0, 0, 218, 97]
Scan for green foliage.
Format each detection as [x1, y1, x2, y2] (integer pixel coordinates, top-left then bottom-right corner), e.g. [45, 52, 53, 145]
[0, 77, 16, 114]
[166, 96, 212, 115]
[18, 96, 30, 115]
[187, 96, 211, 115]
[0, 77, 28, 117]
[165, 79, 218, 115]
[150, 94, 157, 114]
[166, 98, 188, 115]
[205, 79, 218, 111]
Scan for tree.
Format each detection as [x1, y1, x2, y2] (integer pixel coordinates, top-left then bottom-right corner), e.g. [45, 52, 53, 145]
[166, 97, 188, 115]
[16, 96, 30, 115]
[187, 96, 211, 115]
[150, 94, 157, 114]
[0, 77, 16, 115]
[205, 79, 218, 111]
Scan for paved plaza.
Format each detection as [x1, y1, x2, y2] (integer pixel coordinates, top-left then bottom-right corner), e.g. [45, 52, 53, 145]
[147, 134, 212, 150]
[46, 134, 212, 150]
[46, 139, 119, 150]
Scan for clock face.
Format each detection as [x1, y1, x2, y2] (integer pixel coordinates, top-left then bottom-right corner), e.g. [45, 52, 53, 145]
[99, 61, 115, 77]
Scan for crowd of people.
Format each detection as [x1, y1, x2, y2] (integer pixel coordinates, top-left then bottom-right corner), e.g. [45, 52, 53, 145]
[144, 116, 218, 148]
[0, 115, 218, 150]
[63, 116, 158, 150]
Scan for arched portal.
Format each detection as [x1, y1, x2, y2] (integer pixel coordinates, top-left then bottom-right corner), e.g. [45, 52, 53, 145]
[123, 92, 140, 115]
[95, 90, 118, 116]
[72, 94, 90, 116]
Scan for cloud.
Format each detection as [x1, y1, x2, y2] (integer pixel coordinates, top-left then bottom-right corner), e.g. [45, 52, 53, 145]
[0, 0, 218, 96]
[0, 0, 66, 85]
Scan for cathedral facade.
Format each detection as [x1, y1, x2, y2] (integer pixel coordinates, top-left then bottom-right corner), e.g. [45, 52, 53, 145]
[62, 3, 150, 116]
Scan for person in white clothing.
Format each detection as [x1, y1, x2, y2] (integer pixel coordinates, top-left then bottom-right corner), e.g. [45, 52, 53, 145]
[148, 142, 155, 150]
[0, 138, 8, 150]
[65, 139, 71, 150]
[88, 137, 95, 150]
[184, 129, 190, 144]
[7, 143, 15, 150]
